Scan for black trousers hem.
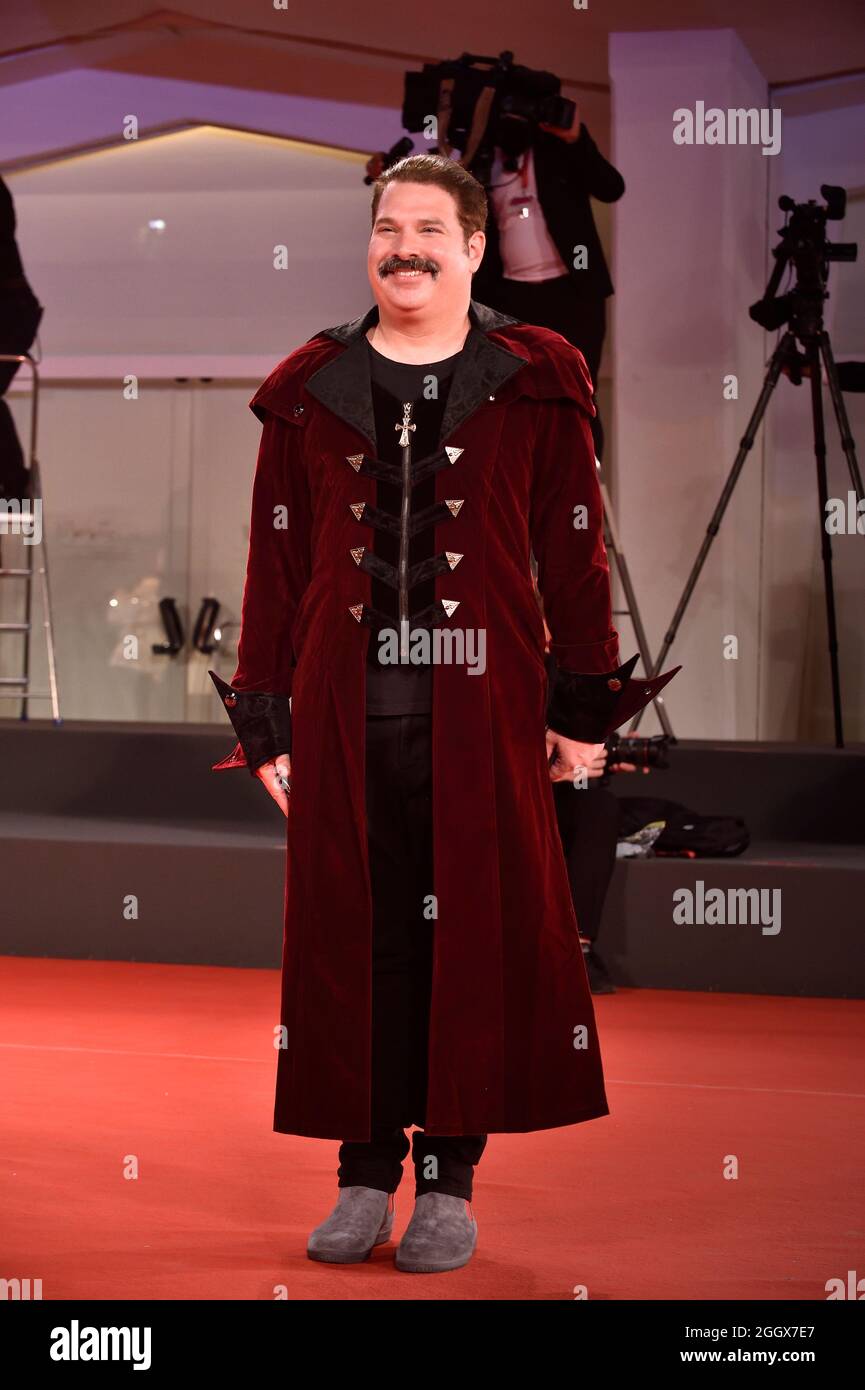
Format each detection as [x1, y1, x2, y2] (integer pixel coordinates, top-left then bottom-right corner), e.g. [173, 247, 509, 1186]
[337, 1126, 486, 1201]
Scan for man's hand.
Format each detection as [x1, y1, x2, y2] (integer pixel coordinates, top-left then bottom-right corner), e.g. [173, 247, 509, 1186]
[254, 754, 292, 818]
[538, 106, 582, 143]
[545, 728, 607, 783]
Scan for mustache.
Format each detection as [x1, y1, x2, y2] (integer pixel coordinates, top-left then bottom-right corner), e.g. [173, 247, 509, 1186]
[378, 256, 440, 279]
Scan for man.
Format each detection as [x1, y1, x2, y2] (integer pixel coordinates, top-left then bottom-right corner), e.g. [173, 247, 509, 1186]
[466, 105, 623, 460]
[210, 154, 675, 1275]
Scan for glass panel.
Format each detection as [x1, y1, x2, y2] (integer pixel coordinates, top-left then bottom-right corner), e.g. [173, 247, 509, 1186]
[3, 385, 192, 722]
[2, 125, 371, 726]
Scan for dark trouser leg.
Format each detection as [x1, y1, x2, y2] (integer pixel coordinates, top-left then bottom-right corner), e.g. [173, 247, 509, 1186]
[337, 1126, 409, 1195]
[0, 289, 43, 498]
[411, 1131, 487, 1201]
[338, 713, 486, 1200]
[482, 276, 608, 459]
[552, 784, 620, 944]
[0, 399, 26, 498]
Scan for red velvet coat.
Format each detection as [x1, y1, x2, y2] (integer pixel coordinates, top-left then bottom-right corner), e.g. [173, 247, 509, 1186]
[210, 299, 675, 1140]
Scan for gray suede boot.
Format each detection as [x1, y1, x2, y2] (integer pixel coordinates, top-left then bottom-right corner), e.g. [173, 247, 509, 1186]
[307, 1186, 394, 1264]
[395, 1192, 477, 1273]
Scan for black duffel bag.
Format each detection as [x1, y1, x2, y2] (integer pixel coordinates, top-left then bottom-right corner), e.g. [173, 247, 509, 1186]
[617, 796, 750, 857]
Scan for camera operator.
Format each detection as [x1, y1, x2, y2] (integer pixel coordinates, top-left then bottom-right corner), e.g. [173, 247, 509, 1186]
[0, 174, 43, 501]
[468, 103, 624, 460]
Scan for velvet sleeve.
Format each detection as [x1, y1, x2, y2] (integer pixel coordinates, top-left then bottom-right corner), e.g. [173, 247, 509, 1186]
[528, 385, 630, 742]
[210, 408, 312, 775]
[529, 388, 619, 669]
[530, 383, 680, 740]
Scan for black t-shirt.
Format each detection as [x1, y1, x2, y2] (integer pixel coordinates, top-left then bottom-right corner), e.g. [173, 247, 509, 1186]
[365, 338, 460, 715]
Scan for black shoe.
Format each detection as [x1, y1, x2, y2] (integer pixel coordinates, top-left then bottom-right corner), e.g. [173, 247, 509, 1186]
[583, 944, 616, 994]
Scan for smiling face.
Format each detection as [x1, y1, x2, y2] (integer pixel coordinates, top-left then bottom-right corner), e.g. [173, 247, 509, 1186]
[368, 180, 485, 324]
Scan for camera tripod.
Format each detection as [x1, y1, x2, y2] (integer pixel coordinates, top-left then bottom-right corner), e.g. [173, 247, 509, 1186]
[635, 193, 862, 748]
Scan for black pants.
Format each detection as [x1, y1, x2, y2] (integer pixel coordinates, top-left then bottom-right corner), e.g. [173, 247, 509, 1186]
[337, 713, 487, 1200]
[481, 275, 607, 460]
[0, 286, 43, 498]
[552, 783, 620, 943]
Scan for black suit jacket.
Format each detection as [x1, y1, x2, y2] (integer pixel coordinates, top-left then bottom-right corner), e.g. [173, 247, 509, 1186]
[470, 124, 624, 303]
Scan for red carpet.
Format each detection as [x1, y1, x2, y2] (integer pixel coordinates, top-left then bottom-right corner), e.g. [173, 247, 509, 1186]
[2, 956, 862, 1301]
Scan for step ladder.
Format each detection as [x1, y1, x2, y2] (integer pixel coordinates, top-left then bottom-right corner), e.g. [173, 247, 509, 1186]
[0, 353, 61, 723]
[597, 457, 674, 737]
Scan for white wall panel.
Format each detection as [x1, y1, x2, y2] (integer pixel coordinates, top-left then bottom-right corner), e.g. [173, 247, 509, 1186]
[610, 29, 771, 739]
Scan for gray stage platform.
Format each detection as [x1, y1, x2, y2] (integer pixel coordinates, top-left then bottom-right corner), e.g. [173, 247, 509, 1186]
[1, 720, 862, 996]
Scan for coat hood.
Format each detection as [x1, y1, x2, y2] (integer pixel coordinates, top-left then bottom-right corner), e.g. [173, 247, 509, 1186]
[248, 297, 596, 442]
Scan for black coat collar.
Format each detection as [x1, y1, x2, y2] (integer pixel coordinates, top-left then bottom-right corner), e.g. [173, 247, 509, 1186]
[304, 298, 528, 453]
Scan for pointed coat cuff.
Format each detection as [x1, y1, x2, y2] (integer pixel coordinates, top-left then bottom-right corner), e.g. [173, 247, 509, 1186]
[207, 669, 292, 776]
[546, 654, 681, 742]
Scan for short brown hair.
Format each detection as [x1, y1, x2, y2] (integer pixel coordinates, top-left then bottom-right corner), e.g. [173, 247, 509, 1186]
[370, 153, 487, 245]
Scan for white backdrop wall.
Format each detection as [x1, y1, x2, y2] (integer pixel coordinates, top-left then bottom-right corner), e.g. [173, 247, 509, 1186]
[609, 28, 772, 741]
